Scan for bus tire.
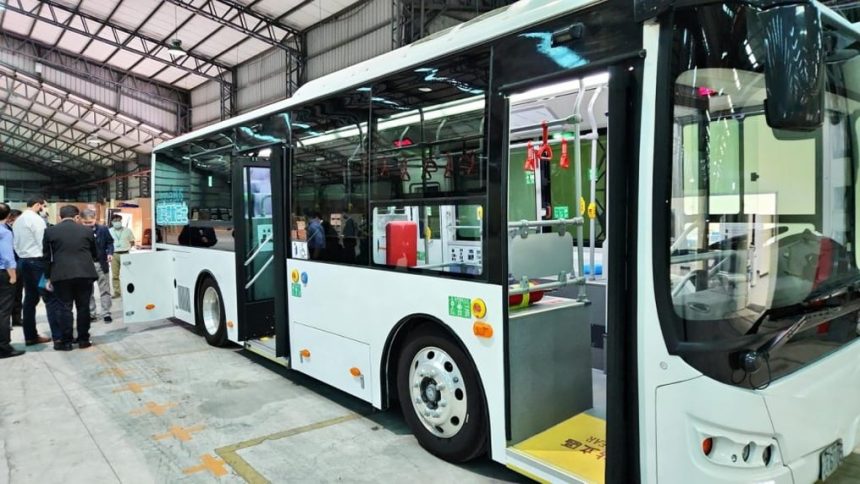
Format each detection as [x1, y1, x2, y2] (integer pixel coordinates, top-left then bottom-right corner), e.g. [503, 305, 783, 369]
[195, 277, 227, 347]
[396, 327, 488, 462]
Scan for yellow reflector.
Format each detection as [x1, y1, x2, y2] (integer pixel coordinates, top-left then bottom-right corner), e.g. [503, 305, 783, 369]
[473, 322, 493, 338]
[471, 298, 487, 319]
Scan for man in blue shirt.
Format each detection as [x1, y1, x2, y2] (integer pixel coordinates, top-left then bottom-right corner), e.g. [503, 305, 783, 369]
[307, 212, 326, 260]
[0, 203, 24, 358]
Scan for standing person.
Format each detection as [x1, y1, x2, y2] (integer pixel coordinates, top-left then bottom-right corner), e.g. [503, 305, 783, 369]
[12, 198, 54, 346]
[81, 210, 113, 323]
[6, 209, 23, 327]
[109, 214, 134, 298]
[307, 212, 325, 260]
[42, 205, 98, 350]
[0, 203, 24, 358]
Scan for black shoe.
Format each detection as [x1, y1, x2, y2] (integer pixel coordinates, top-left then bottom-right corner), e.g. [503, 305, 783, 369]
[53, 342, 74, 351]
[90, 316, 98, 322]
[0, 348, 24, 358]
[104, 315, 113, 324]
[78, 341, 92, 349]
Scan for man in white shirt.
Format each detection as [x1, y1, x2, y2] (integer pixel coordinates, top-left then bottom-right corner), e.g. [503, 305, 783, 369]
[13, 198, 57, 345]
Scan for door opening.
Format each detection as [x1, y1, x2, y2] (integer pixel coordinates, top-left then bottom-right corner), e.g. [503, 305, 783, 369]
[504, 71, 613, 483]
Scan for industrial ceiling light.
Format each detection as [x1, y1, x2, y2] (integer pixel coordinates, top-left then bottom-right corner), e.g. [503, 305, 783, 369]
[51, 158, 63, 163]
[167, 38, 185, 57]
[86, 134, 101, 146]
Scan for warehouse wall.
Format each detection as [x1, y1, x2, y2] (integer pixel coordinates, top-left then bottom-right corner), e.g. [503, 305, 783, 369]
[305, 0, 392, 81]
[0, 160, 52, 202]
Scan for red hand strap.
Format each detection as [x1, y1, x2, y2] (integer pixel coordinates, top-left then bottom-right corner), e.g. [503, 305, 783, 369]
[535, 120, 553, 161]
[524, 141, 536, 171]
[559, 137, 569, 169]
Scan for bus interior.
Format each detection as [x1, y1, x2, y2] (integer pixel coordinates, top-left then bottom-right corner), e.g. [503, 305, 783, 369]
[503, 73, 610, 482]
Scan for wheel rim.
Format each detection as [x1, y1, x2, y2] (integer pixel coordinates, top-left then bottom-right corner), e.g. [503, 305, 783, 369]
[408, 346, 468, 438]
[201, 286, 221, 335]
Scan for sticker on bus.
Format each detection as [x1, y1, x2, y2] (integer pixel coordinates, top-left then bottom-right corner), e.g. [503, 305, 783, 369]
[448, 296, 471, 318]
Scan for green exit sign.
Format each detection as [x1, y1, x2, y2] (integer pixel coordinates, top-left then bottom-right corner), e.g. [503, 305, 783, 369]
[448, 296, 471, 319]
[553, 205, 569, 219]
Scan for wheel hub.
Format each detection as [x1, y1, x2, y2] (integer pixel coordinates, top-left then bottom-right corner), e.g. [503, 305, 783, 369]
[201, 286, 221, 335]
[408, 346, 468, 438]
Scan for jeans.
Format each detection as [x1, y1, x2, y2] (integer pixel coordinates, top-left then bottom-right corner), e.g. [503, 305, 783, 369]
[0, 271, 14, 350]
[53, 278, 94, 343]
[19, 258, 62, 341]
[89, 263, 112, 318]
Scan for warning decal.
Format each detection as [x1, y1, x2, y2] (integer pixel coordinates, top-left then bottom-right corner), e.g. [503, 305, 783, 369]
[512, 413, 606, 484]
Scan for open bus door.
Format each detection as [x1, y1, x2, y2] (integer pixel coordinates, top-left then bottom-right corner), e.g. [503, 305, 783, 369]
[231, 145, 286, 345]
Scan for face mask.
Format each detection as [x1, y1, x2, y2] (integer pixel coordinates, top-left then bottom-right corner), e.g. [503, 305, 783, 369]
[112, 222, 123, 229]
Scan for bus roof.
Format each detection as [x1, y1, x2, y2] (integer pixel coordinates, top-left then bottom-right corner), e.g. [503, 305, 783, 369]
[154, 0, 601, 154]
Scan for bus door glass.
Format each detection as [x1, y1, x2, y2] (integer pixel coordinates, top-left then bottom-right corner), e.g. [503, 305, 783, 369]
[233, 147, 280, 340]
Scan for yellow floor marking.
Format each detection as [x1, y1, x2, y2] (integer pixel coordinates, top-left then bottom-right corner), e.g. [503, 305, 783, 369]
[99, 367, 129, 378]
[512, 413, 607, 484]
[153, 424, 206, 442]
[215, 413, 361, 484]
[182, 454, 229, 477]
[112, 382, 151, 394]
[130, 401, 177, 416]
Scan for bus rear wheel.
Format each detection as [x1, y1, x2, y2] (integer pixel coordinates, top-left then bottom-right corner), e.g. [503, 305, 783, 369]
[195, 277, 227, 347]
[396, 327, 488, 462]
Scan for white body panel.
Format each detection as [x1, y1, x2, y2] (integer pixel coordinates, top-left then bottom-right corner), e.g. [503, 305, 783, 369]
[286, 259, 506, 460]
[290, 322, 373, 401]
[120, 250, 175, 323]
[153, 244, 241, 343]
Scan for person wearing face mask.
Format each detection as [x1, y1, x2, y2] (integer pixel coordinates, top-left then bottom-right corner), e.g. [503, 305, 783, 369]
[81, 210, 113, 323]
[11, 198, 55, 345]
[108, 214, 134, 298]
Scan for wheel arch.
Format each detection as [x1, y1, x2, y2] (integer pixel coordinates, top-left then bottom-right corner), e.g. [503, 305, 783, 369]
[380, 313, 489, 414]
[193, 270, 219, 320]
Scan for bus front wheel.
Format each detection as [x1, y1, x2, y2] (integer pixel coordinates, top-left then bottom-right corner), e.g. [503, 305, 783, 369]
[396, 327, 488, 462]
[195, 277, 227, 347]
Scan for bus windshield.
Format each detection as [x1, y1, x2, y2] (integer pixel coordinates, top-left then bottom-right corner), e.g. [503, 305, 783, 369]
[667, 3, 860, 386]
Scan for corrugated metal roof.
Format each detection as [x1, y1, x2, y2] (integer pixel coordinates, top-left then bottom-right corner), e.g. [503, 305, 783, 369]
[0, 0, 363, 178]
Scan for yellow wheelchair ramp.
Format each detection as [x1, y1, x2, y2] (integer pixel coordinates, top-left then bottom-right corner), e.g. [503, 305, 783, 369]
[508, 413, 606, 484]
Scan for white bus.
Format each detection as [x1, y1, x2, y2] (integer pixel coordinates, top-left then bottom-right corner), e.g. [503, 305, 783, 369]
[121, 0, 860, 481]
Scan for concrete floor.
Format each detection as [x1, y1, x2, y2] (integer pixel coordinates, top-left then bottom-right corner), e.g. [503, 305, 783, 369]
[0, 304, 524, 484]
[2, 304, 859, 484]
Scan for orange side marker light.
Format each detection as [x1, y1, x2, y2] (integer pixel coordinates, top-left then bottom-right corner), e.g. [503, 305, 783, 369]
[145, 304, 155, 310]
[349, 367, 362, 377]
[473, 322, 493, 339]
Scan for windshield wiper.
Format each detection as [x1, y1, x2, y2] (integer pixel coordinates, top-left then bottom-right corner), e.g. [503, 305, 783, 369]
[738, 296, 860, 374]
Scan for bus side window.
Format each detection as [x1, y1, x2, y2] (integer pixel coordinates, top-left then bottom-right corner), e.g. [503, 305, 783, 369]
[289, 91, 371, 265]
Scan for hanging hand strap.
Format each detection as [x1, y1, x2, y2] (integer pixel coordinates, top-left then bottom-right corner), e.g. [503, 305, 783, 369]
[535, 120, 553, 161]
[559, 137, 570, 169]
[524, 141, 536, 171]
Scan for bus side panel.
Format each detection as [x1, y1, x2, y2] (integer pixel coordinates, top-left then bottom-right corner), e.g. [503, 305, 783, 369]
[120, 250, 175, 323]
[286, 259, 506, 462]
[159, 245, 240, 343]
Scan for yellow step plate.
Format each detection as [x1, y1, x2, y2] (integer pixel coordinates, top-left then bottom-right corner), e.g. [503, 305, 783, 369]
[511, 413, 606, 484]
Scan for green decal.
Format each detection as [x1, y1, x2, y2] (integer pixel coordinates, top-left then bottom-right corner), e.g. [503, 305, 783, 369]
[553, 205, 569, 219]
[417, 251, 425, 260]
[525, 171, 536, 185]
[291, 283, 302, 297]
[448, 296, 472, 319]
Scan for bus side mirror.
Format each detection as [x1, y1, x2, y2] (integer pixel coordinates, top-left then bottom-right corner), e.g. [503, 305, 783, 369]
[758, 4, 825, 131]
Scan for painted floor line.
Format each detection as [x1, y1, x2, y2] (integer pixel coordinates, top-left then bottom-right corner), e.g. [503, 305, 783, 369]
[215, 413, 362, 483]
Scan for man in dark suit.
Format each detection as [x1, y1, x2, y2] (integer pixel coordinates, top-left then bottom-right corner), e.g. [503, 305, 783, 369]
[42, 205, 98, 351]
